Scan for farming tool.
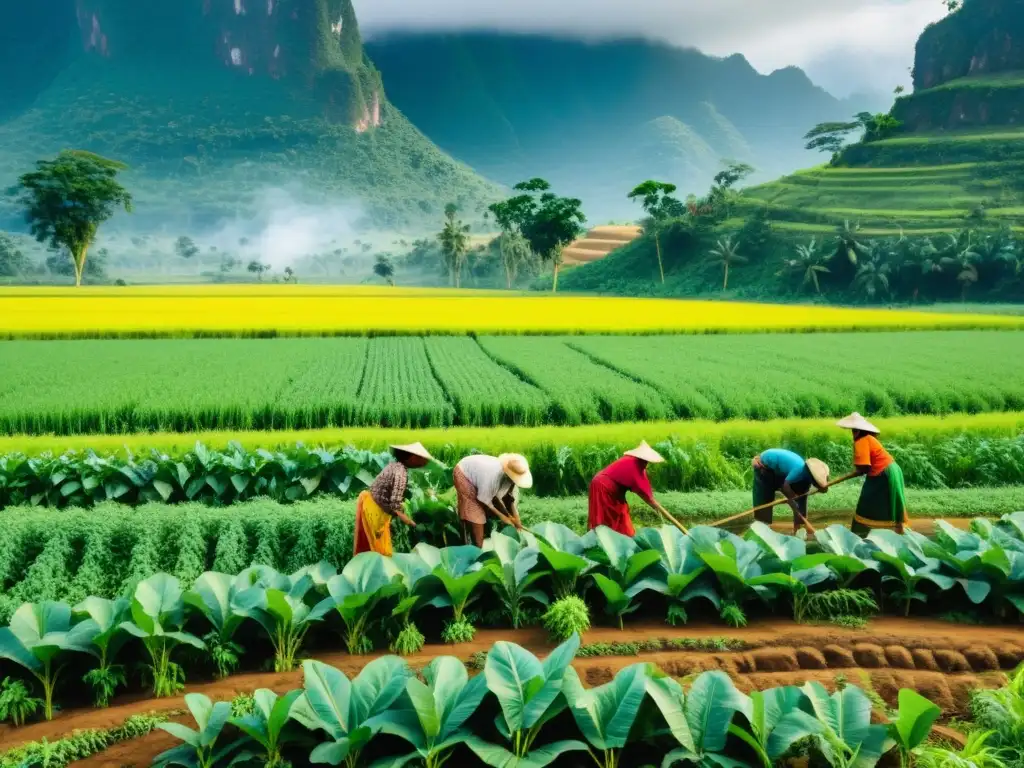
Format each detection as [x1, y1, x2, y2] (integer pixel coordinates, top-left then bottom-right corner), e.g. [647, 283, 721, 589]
[708, 472, 858, 529]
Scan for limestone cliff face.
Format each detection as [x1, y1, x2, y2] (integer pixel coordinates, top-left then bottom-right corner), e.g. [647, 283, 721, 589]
[62, 0, 382, 128]
[912, 0, 1024, 89]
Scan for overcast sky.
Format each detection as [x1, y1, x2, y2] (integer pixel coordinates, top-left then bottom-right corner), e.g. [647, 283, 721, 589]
[353, 0, 947, 97]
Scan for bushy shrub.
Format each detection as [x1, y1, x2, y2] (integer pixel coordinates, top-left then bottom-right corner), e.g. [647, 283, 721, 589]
[441, 618, 476, 644]
[542, 595, 590, 642]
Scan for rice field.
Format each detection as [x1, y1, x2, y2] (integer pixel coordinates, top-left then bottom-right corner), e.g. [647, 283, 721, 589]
[1, 285, 1023, 338]
[1, 331, 1024, 434]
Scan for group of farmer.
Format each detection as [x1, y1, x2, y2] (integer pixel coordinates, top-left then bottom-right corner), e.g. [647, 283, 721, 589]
[353, 411, 909, 557]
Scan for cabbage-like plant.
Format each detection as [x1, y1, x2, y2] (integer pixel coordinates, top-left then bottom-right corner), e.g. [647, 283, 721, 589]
[184, 571, 259, 678]
[563, 662, 650, 768]
[889, 688, 941, 768]
[869, 531, 955, 616]
[231, 688, 304, 768]
[154, 692, 245, 768]
[465, 634, 587, 766]
[0, 601, 97, 719]
[413, 543, 491, 641]
[235, 570, 322, 672]
[74, 596, 131, 706]
[584, 527, 664, 629]
[648, 669, 751, 767]
[290, 657, 411, 767]
[636, 525, 714, 626]
[309, 553, 405, 655]
[120, 574, 206, 697]
[801, 680, 893, 768]
[483, 532, 549, 628]
[728, 685, 823, 768]
[377, 656, 489, 768]
[529, 522, 596, 599]
[811, 525, 880, 588]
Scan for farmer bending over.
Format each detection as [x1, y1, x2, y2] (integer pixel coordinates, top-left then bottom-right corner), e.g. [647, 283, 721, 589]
[454, 453, 531, 546]
[752, 448, 829, 535]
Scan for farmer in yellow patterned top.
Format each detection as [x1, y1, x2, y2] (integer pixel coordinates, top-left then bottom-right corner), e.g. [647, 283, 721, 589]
[354, 443, 434, 556]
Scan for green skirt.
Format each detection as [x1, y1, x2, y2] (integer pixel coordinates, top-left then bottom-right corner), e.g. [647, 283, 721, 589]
[852, 463, 908, 537]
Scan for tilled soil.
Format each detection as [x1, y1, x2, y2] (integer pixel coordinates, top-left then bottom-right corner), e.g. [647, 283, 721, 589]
[0, 617, 1016, 766]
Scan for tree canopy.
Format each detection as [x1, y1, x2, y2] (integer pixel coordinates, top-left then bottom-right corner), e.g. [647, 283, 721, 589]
[16, 150, 133, 286]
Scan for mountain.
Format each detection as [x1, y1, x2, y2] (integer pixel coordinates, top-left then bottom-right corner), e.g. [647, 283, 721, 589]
[0, 0, 500, 233]
[362, 33, 873, 221]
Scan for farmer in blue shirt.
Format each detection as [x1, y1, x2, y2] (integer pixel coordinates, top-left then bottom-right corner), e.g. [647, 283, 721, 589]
[752, 449, 830, 535]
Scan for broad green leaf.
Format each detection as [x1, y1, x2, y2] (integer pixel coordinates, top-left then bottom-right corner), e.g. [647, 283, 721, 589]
[890, 688, 940, 751]
[564, 663, 649, 749]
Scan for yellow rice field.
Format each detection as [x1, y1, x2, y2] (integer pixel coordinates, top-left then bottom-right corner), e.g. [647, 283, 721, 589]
[1, 285, 1022, 337]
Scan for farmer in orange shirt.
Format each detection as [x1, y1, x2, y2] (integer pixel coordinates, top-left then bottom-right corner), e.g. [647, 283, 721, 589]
[837, 413, 909, 536]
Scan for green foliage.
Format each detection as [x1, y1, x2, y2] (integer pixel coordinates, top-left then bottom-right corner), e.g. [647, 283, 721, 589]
[794, 589, 879, 624]
[441, 617, 476, 644]
[542, 595, 591, 642]
[389, 622, 425, 655]
[437, 203, 471, 287]
[153, 693, 241, 768]
[0, 712, 166, 768]
[15, 151, 132, 287]
[890, 688, 942, 768]
[971, 664, 1024, 766]
[0, 676, 42, 726]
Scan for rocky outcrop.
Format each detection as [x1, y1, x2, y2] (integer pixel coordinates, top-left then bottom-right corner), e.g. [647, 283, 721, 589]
[913, 0, 1024, 90]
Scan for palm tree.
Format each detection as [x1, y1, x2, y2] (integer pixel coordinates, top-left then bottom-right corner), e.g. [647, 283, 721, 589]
[780, 238, 830, 294]
[833, 220, 866, 266]
[373, 255, 395, 286]
[938, 230, 981, 301]
[437, 203, 470, 288]
[499, 231, 533, 289]
[706, 235, 747, 291]
[853, 249, 891, 301]
[895, 238, 939, 303]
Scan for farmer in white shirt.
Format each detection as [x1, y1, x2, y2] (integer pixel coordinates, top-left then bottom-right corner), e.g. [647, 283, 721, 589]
[453, 453, 532, 546]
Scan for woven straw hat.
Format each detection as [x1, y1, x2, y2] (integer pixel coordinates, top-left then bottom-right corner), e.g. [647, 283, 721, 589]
[499, 453, 533, 489]
[389, 442, 434, 462]
[805, 458, 830, 490]
[835, 412, 880, 435]
[624, 441, 665, 464]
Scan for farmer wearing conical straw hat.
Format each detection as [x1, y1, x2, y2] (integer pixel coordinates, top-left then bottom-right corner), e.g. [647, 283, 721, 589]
[752, 448, 830, 535]
[454, 453, 532, 546]
[588, 442, 675, 536]
[354, 443, 434, 557]
[836, 413, 909, 536]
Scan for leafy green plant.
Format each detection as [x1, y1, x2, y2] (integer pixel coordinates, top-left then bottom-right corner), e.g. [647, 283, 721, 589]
[390, 623, 426, 656]
[310, 553, 404, 655]
[585, 527, 664, 629]
[441, 618, 476, 644]
[231, 688, 303, 768]
[801, 680, 893, 768]
[0, 677, 43, 726]
[0, 601, 95, 719]
[794, 589, 879, 624]
[0, 712, 166, 768]
[409, 485, 461, 548]
[184, 570, 259, 678]
[120, 574, 206, 697]
[154, 693, 243, 768]
[636, 525, 713, 626]
[466, 634, 587, 765]
[414, 543, 491, 636]
[236, 568, 323, 672]
[542, 595, 591, 642]
[729, 685, 823, 768]
[379, 656, 489, 768]
[289, 657, 411, 768]
[483, 531, 549, 628]
[231, 692, 256, 718]
[914, 730, 1010, 768]
[971, 664, 1024, 761]
[73, 596, 130, 706]
[529, 522, 595, 599]
[889, 688, 941, 768]
[563, 662, 649, 768]
[870, 531, 955, 616]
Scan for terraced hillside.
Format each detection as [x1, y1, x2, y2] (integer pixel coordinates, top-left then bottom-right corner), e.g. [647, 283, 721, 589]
[562, 225, 642, 266]
[739, 131, 1024, 236]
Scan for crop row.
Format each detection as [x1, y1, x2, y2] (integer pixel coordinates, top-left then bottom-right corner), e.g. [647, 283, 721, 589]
[2, 331, 1024, 434]
[6, 487, 1024, 623]
[3, 428, 1024, 511]
[2, 515, 1022, 706]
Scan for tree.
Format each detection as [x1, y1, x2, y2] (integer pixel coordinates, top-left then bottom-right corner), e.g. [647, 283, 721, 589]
[894, 85, 906, 96]
[373, 255, 395, 286]
[853, 250, 892, 300]
[781, 238, 830, 295]
[283, 266, 297, 284]
[803, 121, 861, 157]
[627, 180, 684, 283]
[0, 233, 31, 277]
[938, 230, 982, 301]
[247, 260, 269, 281]
[705, 235, 747, 291]
[713, 162, 755, 190]
[944, 0, 962, 12]
[512, 179, 587, 292]
[856, 111, 903, 142]
[833, 220, 866, 267]
[437, 203, 471, 288]
[488, 195, 537, 289]
[16, 150, 133, 287]
[175, 236, 199, 259]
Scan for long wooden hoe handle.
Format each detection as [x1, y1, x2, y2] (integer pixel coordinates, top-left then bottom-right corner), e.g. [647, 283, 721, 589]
[708, 472, 858, 529]
[653, 502, 690, 536]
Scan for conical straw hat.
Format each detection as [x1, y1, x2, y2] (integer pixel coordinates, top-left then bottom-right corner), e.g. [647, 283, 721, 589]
[499, 454, 533, 489]
[389, 442, 434, 462]
[805, 458, 830, 489]
[624, 441, 664, 464]
[835, 412, 880, 434]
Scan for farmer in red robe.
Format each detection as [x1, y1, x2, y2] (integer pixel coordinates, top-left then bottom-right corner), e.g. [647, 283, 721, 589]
[588, 442, 673, 536]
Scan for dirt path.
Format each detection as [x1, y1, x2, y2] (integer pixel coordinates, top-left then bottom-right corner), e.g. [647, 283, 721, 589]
[0, 617, 1017, 765]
